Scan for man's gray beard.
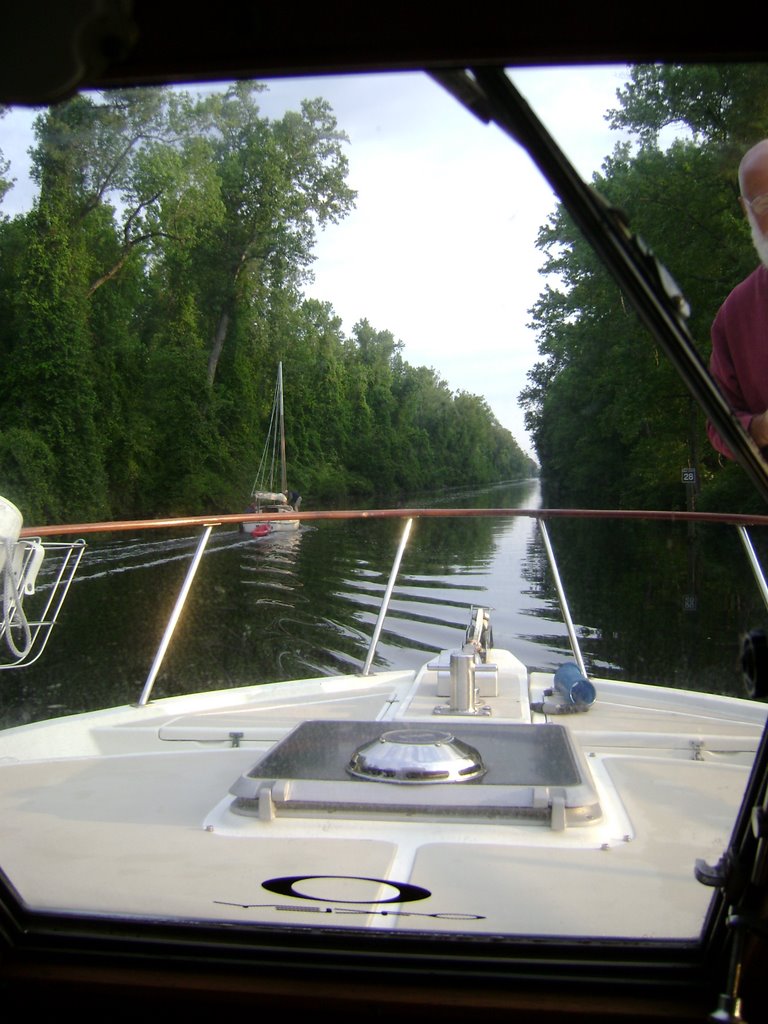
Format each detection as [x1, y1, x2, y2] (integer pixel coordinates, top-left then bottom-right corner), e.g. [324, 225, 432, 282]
[747, 207, 768, 268]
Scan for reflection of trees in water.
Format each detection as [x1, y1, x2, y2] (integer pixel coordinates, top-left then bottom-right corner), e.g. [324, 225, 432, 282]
[521, 516, 768, 695]
[406, 476, 540, 512]
[151, 514, 506, 691]
[185, 483, 540, 686]
[4, 479, 760, 727]
[0, 530, 216, 726]
[293, 516, 503, 674]
[401, 517, 497, 573]
[520, 528, 554, 608]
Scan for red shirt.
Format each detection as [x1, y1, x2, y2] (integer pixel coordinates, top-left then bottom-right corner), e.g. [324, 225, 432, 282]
[708, 264, 768, 458]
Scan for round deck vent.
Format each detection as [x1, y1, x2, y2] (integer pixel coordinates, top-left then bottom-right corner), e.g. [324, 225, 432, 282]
[346, 729, 486, 784]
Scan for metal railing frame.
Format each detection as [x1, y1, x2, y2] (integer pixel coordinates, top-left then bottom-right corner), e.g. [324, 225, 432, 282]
[54, 506, 764, 706]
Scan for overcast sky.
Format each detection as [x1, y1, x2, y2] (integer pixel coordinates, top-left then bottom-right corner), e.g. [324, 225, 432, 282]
[0, 66, 632, 457]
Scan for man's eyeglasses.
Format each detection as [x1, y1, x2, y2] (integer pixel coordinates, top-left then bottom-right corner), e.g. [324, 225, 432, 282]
[744, 192, 768, 217]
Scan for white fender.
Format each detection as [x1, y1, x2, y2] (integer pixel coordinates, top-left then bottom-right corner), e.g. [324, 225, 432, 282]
[0, 495, 42, 659]
[0, 495, 22, 571]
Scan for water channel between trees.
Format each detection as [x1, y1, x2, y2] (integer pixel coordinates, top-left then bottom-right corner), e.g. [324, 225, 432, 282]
[2, 478, 767, 728]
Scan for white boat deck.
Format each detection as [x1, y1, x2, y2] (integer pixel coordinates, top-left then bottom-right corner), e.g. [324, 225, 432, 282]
[0, 647, 763, 940]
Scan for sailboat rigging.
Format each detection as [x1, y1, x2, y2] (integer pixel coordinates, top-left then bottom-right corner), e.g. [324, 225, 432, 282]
[241, 363, 301, 536]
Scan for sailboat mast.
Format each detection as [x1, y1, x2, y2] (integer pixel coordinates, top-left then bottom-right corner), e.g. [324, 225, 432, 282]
[278, 362, 288, 495]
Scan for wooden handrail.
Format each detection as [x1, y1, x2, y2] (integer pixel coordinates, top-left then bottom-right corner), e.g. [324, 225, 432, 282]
[19, 506, 768, 537]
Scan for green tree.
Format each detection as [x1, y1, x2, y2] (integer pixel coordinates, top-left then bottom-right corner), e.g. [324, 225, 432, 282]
[522, 64, 768, 510]
[3, 104, 109, 518]
[190, 83, 356, 387]
[0, 107, 13, 207]
[0, 82, 532, 521]
[28, 90, 222, 297]
[608, 64, 768, 153]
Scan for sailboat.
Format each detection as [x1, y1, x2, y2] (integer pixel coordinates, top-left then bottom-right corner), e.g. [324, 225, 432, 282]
[242, 363, 301, 536]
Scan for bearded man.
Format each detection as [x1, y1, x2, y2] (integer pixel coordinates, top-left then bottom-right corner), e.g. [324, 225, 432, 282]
[707, 139, 768, 458]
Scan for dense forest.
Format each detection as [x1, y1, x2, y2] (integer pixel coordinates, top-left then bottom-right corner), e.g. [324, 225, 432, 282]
[520, 63, 768, 513]
[0, 85, 534, 523]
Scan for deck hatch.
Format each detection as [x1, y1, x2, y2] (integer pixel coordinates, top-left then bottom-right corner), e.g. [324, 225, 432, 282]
[229, 721, 601, 828]
[347, 728, 486, 783]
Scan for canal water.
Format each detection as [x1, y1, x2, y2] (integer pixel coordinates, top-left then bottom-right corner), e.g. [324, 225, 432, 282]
[2, 478, 767, 727]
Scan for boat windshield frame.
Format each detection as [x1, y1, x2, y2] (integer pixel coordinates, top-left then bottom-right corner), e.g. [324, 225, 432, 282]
[3, 49, 768, 1017]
